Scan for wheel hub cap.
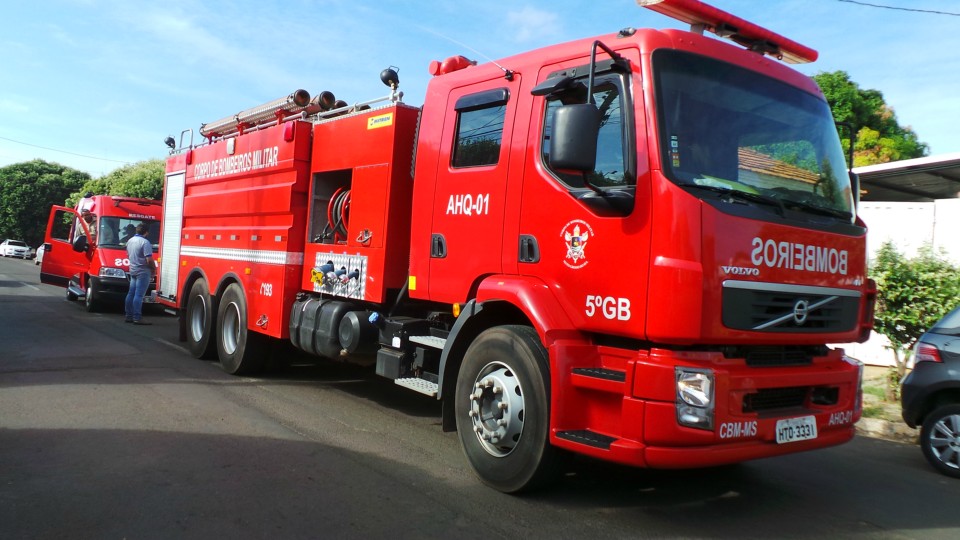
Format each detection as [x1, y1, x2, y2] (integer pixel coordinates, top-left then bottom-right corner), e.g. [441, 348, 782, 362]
[467, 363, 524, 457]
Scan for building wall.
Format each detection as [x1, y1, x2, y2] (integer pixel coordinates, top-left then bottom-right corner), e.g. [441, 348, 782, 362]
[838, 200, 960, 366]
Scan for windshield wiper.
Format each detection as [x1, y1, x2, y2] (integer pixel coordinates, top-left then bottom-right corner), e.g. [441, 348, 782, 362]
[781, 198, 853, 220]
[678, 182, 785, 216]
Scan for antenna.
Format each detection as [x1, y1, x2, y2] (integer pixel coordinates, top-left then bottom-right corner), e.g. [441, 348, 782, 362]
[417, 25, 515, 80]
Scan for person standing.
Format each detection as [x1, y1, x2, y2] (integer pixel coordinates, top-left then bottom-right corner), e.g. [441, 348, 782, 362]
[124, 223, 155, 325]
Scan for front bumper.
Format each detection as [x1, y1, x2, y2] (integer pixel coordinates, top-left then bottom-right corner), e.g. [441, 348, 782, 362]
[86, 275, 158, 303]
[549, 344, 861, 469]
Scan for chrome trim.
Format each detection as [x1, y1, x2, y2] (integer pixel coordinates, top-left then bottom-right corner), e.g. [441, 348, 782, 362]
[753, 295, 839, 330]
[722, 280, 861, 298]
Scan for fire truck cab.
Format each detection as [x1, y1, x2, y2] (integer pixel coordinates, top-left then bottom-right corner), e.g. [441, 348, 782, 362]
[41, 194, 162, 311]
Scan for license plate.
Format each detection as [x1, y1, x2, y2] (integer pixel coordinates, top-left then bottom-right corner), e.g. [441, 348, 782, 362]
[775, 415, 818, 444]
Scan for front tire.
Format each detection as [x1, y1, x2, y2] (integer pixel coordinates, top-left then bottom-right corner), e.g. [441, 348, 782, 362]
[186, 280, 217, 359]
[84, 280, 100, 312]
[920, 404, 960, 478]
[216, 283, 266, 375]
[454, 325, 558, 493]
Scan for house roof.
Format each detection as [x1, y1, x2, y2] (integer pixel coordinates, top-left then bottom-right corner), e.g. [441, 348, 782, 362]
[854, 152, 960, 202]
[738, 147, 818, 184]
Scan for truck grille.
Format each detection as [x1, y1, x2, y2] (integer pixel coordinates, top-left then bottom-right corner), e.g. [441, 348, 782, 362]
[742, 387, 808, 412]
[741, 385, 839, 413]
[732, 346, 823, 367]
[722, 281, 860, 334]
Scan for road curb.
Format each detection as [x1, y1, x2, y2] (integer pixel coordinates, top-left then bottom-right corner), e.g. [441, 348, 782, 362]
[856, 417, 918, 444]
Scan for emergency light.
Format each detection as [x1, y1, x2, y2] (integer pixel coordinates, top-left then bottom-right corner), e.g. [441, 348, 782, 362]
[638, 0, 818, 63]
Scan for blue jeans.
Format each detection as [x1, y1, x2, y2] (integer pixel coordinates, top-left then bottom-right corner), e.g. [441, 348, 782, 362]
[125, 271, 151, 321]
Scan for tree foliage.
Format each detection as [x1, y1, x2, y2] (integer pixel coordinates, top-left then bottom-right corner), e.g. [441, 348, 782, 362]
[870, 241, 960, 394]
[813, 71, 928, 166]
[66, 159, 164, 207]
[0, 160, 90, 246]
[0, 158, 164, 247]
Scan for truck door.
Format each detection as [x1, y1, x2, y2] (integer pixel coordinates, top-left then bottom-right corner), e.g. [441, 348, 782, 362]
[518, 50, 652, 338]
[40, 206, 92, 287]
[427, 80, 520, 302]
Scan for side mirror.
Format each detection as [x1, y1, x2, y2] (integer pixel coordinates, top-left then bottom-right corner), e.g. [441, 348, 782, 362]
[550, 104, 601, 172]
[72, 235, 89, 253]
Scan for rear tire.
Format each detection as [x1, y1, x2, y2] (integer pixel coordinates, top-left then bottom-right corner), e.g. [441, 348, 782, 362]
[920, 404, 960, 478]
[186, 280, 217, 359]
[454, 325, 558, 493]
[216, 283, 266, 375]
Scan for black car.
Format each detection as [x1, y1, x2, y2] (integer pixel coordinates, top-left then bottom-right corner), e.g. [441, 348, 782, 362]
[901, 306, 960, 478]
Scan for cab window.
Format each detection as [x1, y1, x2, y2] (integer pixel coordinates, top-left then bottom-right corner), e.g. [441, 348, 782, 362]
[452, 89, 509, 168]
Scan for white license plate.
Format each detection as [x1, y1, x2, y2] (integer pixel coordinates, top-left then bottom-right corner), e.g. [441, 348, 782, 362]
[775, 415, 818, 444]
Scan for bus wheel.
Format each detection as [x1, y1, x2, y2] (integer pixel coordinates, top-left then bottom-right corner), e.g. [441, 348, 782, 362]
[186, 280, 217, 359]
[454, 325, 558, 493]
[216, 283, 266, 375]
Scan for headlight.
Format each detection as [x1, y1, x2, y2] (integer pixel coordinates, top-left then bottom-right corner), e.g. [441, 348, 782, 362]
[100, 267, 127, 279]
[676, 367, 714, 430]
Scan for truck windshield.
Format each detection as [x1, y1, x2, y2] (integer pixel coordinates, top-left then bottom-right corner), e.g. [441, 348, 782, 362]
[654, 50, 854, 221]
[100, 217, 161, 251]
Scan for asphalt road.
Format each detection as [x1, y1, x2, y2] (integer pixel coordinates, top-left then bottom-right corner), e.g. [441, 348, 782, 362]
[2, 255, 960, 539]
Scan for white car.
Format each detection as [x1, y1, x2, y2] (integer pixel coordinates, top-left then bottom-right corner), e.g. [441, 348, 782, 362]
[0, 239, 30, 259]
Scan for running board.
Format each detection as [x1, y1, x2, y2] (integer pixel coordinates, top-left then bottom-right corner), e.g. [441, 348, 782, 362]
[556, 429, 617, 450]
[570, 367, 627, 393]
[68, 284, 86, 299]
[395, 377, 439, 397]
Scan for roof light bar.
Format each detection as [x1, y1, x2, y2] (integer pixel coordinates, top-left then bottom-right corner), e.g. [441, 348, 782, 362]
[637, 0, 818, 64]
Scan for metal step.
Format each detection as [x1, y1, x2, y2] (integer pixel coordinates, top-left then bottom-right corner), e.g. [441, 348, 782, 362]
[556, 429, 617, 449]
[408, 335, 447, 349]
[395, 377, 439, 397]
[572, 367, 626, 382]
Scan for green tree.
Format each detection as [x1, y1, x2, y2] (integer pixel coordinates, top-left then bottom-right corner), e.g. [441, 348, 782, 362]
[67, 159, 164, 206]
[0, 160, 90, 246]
[870, 241, 960, 399]
[813, 71, 928, 166]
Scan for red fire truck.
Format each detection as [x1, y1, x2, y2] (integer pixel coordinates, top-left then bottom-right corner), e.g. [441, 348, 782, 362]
[41, 193, 162, 311]
[160, 0, 876, 492]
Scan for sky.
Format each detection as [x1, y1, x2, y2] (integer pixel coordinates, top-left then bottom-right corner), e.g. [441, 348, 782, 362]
[2, 0, 959, 177]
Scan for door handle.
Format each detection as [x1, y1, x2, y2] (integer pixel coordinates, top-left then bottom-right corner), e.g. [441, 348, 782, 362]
[519, 235, 539, 263]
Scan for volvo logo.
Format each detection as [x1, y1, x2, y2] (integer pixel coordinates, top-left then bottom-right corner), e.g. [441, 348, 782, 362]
[793, 300, 810, 325]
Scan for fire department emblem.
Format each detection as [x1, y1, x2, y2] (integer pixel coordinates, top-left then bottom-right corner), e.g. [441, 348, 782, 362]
[562, 220, 594, 269]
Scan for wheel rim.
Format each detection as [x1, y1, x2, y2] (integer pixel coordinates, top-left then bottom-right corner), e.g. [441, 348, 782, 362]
[188, 295, 208, 343]
[85, 284, 93, 308]
[929, 413, 960, 471]
[467, 361, 525, 458]
[221, 301, 241, 356]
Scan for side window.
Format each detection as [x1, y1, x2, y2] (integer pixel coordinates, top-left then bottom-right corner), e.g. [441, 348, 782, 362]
[452, 88, 509, 168]
[542, 76, 629, 189]
[49, 210, 74, 242]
